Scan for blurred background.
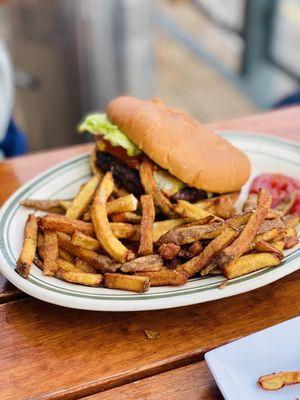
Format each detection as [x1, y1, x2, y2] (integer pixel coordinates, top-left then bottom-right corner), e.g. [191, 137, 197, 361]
[0, 0, 300, 155]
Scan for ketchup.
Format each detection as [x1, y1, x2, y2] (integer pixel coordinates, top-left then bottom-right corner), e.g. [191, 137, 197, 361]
[96, 138, 142, 169]
[250, 173, 300, 214]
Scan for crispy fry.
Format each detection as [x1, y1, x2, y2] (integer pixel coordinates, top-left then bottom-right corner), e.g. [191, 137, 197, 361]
[257, 218, 285, 234]
[270, 241, 284, 252]
[106, 194, 138, 215]
[121, 254, 163, 273]
[33, 255, 43, 271]
[111, 222, 138, 239]
[137, 269, 188, 286]
[74, 258, 97, 273]
[217, 189, 272, 267]
[37, 232, 45, 260]
[242, 193, 257, 212]
[92, 172, 132, 262]
[283, 235, 299, 249]
[71, 231, 101, 252]
[283, 214, 300, 228]
[140, 158, 175, 217]
[275, 192, 296, 215]
[258, 371, 300, 390]
[56, 270, 102, 286]
[284, 226, 297, 237]
[104, 273, 150, 293]
[247, 228, 283, 251]
[59, 200, 72, 210]
[223, 253, 281, 279]
[158, 243, 181, 260]
[57, 258, 82, 273]
[20, 199, 65, 213]
[214, 192, 239, 219]
[43, 231, 59, 276]
[58, 248, 74, 263]
[174, 199, 222, 221]
[138, 194, 155, 256]
[66, 174, 101, 219]
[254, 240, 284, 258]
[179, 227, 239, 277]
[111, 212, 142, 224]
[82, 209, 92, 221]
[153, 219, 187, 242]
[194, 197, 218, 210]
[199, 260, 219, 276]
[113, 184, 129, 198]
[41, 214, 94, 236]
[58, 232, 120, 273]
[179, 241, 203, 258]
[16, 214, 38, 278]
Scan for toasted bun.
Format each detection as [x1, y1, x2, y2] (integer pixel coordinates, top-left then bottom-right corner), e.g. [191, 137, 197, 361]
[106, 97, 251, 193]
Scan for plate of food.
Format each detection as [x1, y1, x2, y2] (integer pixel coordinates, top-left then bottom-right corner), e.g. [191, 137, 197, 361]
[0, 96, 299, 311]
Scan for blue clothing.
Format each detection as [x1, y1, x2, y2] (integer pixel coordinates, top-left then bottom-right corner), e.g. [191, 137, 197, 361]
[0, 119, 27, 157]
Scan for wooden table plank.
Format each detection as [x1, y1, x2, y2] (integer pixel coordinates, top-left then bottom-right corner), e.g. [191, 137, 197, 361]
[1, 270, 299, 400]
[81, 361, 223, 400]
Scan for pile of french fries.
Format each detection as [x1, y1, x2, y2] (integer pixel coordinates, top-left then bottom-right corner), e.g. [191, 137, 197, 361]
[17, 157, 300, 293]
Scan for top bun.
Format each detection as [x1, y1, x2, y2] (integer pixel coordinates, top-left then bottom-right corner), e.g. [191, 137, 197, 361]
[106, 96, 251, 193]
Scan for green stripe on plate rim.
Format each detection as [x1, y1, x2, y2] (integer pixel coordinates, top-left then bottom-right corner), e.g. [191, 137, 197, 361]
[0, 133, 299, 301]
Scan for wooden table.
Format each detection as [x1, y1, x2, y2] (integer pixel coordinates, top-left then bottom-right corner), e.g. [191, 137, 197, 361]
[1, 105, 299, 400]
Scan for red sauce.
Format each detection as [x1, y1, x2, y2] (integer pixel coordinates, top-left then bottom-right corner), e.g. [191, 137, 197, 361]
[250, 173, 300, 214]
[96, 138, 142, 169]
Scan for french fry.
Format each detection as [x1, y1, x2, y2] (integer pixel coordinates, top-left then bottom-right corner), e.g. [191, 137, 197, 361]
[258, 371, 300, 390]
[153, 219, 187, 242]
[158, 243, 181, 260]
[217, 189, 272, 267]
[247, 228, 283, 251]
[270, 241, 284, 252]
[74, 258, 97, 273]
[92, 172, 132, 263]
[174, 199, 222, 221]
[43, 231, 59, 276]
[214, 192, 239, 219]
[254, 240, 284, 259]
[194, 197, 218, 210]
[111, 222, 138, 239]
[59, 200, 72, 210]
[179, 241, 203, 258]
[82, 209, 92, 221]
[275, 192, 296, 215]
[106, 194, 138, 215]
[57, 258, 82, 273]
[113, 184, 129, 198]
[66, 174, 101, 219]
[37, 232, 45, 260]
[283, 235, 299, 249]
[111, 212, 142, 224]
[56, 270, 102, 286]
[137, 269, 188, 286]
[283, 214, 300, 228]
[138, 194, 155, 255]
[71, 231, 101, 252]
[223, 253, 281, 279]
[104, 273, 150, 293]
[179, 227, 239, 277]
[20, 199, 65, 213]
[257, 218, 285, 234]
[41, 214, 94, 236]
[121, 254, 163, 273]
[242, 193, 257, 212]
[284, 226, 297, 237]
[58, 248, 74, 263]
[140, 158, 175, 218]
[58, 232, 120, 273]
[33, 256, 43, 271]
[16, 214, 38, 278]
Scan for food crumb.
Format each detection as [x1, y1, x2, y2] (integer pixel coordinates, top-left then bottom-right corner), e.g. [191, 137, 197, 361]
[143, 329, 160, 339]
[218, 280, 228, 290]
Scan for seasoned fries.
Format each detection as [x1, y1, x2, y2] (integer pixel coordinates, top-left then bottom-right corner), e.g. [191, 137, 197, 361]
[66, 174, 101, 219]
[223, 253, 281, 279]
[217, 189, 272, 267]
[258, 371, 300, 390]
[137, 269, 188, 286]
[43, 231, 59, 276]
[17, 214, 38, 278]
[17, 156, 300, 295]
[104, 273, 150, 292]
[92, 172, 133, 262]
[138, 194, 155, 255]
[56, 270, 102, 286]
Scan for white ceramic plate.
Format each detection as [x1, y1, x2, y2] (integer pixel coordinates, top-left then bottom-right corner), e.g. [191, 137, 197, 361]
[205, 317, 300, 400]
[0, 132, 299, 311]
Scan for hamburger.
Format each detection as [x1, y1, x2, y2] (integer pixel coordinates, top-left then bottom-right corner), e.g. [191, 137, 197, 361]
[79, 96, 251, 213]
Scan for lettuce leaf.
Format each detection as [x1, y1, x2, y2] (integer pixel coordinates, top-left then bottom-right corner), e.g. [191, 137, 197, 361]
[78, 113, 141, 157]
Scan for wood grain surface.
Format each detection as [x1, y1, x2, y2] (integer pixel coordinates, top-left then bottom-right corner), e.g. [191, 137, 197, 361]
[1, 270, 299, 400]
[81, 361, 223, 400]
[0, 106, 299, 400]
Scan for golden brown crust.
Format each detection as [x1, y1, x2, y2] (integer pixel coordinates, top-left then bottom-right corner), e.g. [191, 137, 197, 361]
[106, 96, 251, 193]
